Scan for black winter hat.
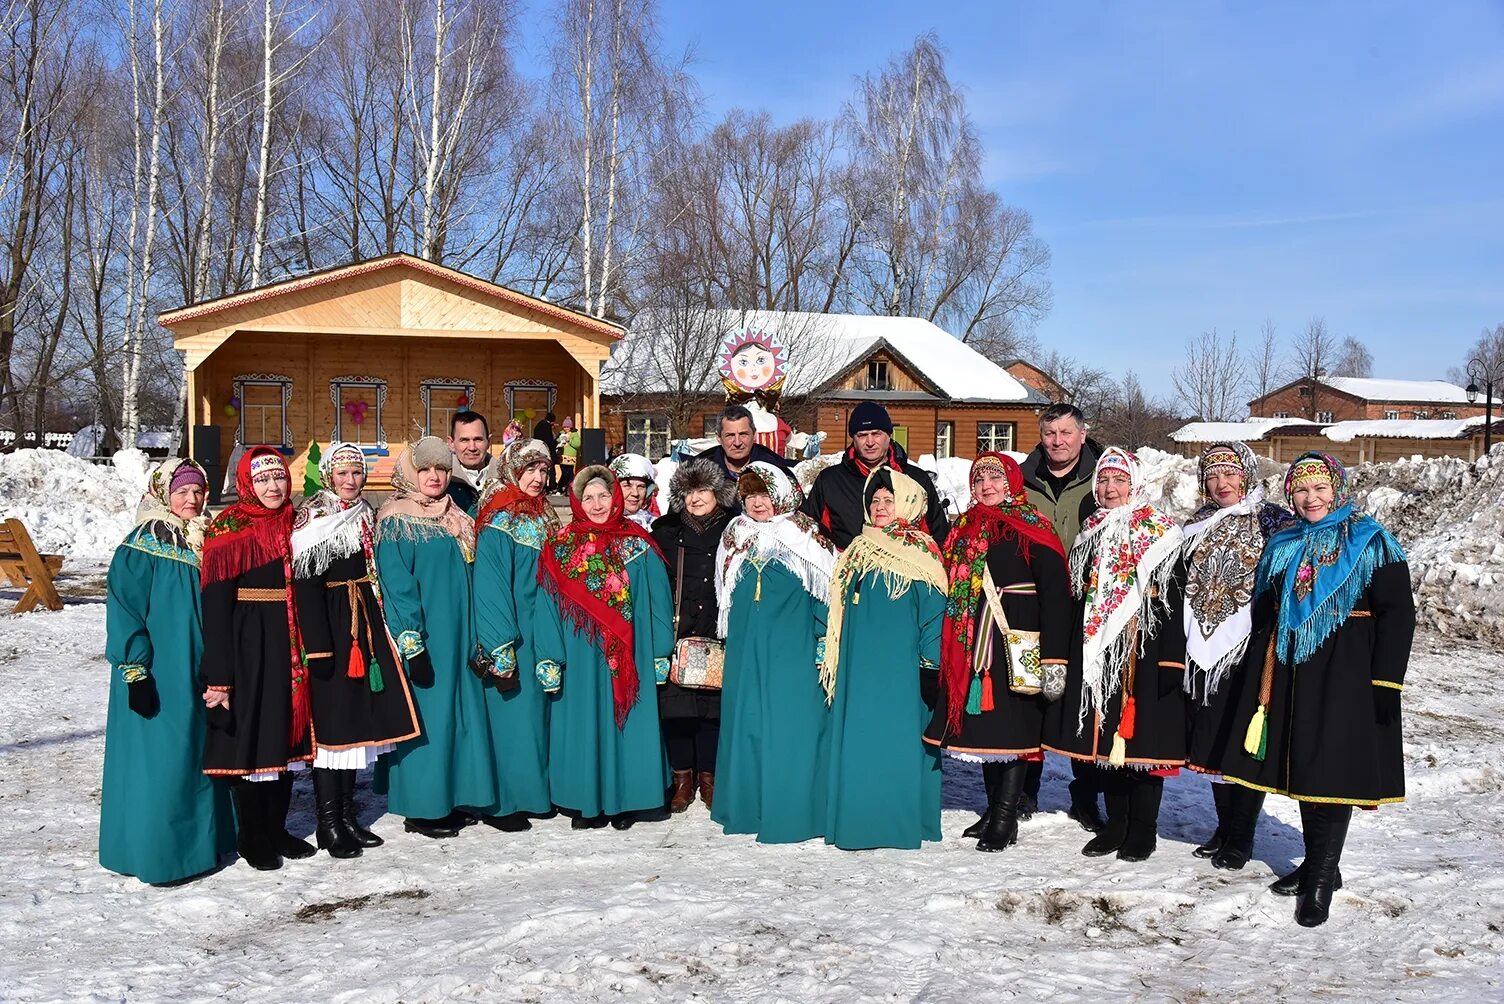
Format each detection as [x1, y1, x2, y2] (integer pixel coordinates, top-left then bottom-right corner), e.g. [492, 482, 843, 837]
[848, 401, 893, 436]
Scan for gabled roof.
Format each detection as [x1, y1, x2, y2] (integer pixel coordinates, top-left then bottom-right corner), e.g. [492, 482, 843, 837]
[158, 253, 623, 339]
[1249, 374, 1498, 407]
[1170, 418, 1322, 443]
[603, 309, 1047, 404]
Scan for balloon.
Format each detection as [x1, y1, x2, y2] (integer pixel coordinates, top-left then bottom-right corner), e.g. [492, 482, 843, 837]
[457, 393, 469, 407]
[228, 395, 241, 409]
[223, 404, 238, 418]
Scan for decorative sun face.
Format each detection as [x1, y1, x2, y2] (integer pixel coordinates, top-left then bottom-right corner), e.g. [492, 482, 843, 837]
[732, 343, 775, 389]
[718, 330, 787, 394]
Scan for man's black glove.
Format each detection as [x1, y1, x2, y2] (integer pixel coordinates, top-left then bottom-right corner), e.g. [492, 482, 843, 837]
[407, 651, 435, 687]
[127, 677, 160, 718]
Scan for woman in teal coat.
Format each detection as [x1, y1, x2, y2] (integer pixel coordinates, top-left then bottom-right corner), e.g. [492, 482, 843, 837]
[374, 437, 499, 838]
[535, 465, 675, 830]
[712, 461, 836, 843]
[100, 459, 234, 883]
[472, 439, 560, 830]
[821, 467, 948, 850]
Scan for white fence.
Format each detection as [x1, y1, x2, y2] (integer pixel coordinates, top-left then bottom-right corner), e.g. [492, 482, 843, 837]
[0, 431, 75, 450]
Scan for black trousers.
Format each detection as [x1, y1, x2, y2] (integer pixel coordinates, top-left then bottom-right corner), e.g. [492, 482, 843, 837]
[663, 718, 719, 774]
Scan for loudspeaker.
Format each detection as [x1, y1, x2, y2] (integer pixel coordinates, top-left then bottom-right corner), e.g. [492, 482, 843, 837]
[578, 428, 606, 467]
[192, 424, 223, 503]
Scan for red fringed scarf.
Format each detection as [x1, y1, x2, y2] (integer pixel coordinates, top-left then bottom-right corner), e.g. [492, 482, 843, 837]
[476, 484, 555, 536]
[201, 446, 309, 746]
[939, 452, 1066, 737]
[537, 469, 662, 728]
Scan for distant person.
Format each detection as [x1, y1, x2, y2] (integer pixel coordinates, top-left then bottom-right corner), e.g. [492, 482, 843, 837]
[559, 417, 579, 488]
[698, 404, 793, 482]
[532, 411, 558, 487]
[445, 411, 499, 516]
[801, 401, 949, 550]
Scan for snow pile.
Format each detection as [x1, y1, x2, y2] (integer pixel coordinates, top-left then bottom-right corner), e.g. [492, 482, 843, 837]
[0, 449, 152, 569]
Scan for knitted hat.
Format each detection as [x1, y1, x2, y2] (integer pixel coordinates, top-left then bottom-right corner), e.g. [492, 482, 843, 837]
[848, 401, 893, 436]
[169, 463, 208, 493]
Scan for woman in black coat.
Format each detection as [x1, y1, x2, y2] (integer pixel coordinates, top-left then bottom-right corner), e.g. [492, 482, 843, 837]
[651, 458, 738, 813]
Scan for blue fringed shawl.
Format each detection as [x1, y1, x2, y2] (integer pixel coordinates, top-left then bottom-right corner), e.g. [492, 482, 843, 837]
[1255, 502, 1406, 665]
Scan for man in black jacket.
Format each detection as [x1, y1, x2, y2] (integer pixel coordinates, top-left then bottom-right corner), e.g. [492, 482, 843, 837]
[696, 404, 794, 483]
[801, 401, 950, 550]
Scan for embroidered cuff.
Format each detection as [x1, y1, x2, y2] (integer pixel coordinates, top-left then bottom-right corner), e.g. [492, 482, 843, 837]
[919, 655, 938, 671]
[205, 685, 232, 692]
[491, 643, 517, 676]
[814, 637, 827, 668]
[303, 651, 334, 661]
[1372, 680, 1404, 691]
[1041, 658, 1068, 666]
[536, 659, 562, 692]
[396, 630, 425, 658]
[654, 657, 671, 684]
[120, 664, 149, 685]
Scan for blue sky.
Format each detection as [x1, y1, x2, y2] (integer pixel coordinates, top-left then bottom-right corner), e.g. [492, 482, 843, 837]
[519, 2, 1504, 395]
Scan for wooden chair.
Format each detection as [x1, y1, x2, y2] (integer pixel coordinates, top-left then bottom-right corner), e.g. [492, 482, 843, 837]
[0, 518, 63, 613]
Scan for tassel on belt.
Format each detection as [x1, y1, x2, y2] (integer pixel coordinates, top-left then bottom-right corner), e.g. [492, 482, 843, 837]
[326, 577, 385, 692]
[237, 587, 289, 602]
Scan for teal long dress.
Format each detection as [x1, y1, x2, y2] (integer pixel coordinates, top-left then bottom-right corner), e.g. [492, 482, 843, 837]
[473, 510, 553, 816]
[712, 564, 830, 843]
[825, 570, 945, 850]
[373, 516, 498, 818]
[100, 526, 235, 883]
[535, 541, 675, 817]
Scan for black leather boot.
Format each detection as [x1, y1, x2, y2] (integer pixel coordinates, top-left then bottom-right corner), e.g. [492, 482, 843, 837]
[977, 761, 1026, 852]
[1194, 782, 1231, 858]
[963, 765, 999, 839]
[404, 815, 463, 838]
[1082, 780, 1129, 856]
[314, 769, 362, 858]
[1270, 862, 1343, 897]
[1117, 774, 1163, 862]
[571, 813, 608, 830]
[270, 773, 316, 859]
[1212, 785, 1265, 870]
[339, 770, 383, 847]
[232, 782, 281, 871]
[1296, 802, 1352, 927]
[1067, 763, 1105, 833]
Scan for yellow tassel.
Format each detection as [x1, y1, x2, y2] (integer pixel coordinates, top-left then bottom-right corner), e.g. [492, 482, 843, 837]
[1244, 705, 1268, 761]
[1108, 732, 1127, 767]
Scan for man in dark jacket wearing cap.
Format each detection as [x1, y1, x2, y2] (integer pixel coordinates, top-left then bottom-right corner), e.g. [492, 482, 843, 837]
[800, 401, 950, 550]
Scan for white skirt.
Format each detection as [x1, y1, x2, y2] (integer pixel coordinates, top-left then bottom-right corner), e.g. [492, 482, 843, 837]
[312, 743, 395, 770]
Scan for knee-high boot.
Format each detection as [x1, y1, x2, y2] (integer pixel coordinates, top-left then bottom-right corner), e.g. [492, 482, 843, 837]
[232, 781, 281, 871]
[1212, 784, 1265, 870]
[1117, 774, 1164, 862]
[977, 760, 1026, 852]
[1082, 774, 1129, 856]
[314, 768, 362, 858]
[963, 766, 999, 839]
[270, 773, 316, 860]
[1068, 761, 1105, 833]
[339, 770, 383, 847]
[1194, 782, 1231, 858]
[1295, 802, 1353, 927]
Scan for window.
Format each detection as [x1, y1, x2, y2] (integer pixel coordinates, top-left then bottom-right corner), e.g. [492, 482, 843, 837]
[1273, 410, 1290, 419]
[233, 373, 292, 448]
[421, 380, 476, 436]
[935, 421, 954, 459]
[1440, 410, 1456, 420]
[1315, 410, 1334, 423]
[1413, 410, 1430, 420]
[702, 415, 721, 438]
[504, 379, 557, 425]
[1298, 385, 1312, 398]
[977, 421, 1015, 454]
[866, 360, 890, 391]
[1383, 410, 1399, 420]
[626, 413, 672, 460]
[329, 376, 388, 449]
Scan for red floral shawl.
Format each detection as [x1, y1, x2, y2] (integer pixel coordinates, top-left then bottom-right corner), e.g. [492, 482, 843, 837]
[939, 453, 1066, 736]
[537, 468, 663, 727]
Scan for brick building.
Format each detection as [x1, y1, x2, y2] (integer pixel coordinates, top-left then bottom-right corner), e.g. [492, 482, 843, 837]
[1248, 376, 1496, 423]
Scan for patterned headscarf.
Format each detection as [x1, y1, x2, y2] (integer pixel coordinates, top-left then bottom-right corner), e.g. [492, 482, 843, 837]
[609, 452, 661, 527]
[938, 452, 1067, 736]
[133, 458, 211, 559]
[291, 442, 373, 578]
[1068, 447, 1183, 734]
[475, 438, 560, 535]
[1180, 442, 1294, 699]
[537, 465, 663, 727]
[1259, 451, 1405, 665]
[821, 467, 947, 703]
[715, 462, 835, 635]
[377, 438, 476, 560]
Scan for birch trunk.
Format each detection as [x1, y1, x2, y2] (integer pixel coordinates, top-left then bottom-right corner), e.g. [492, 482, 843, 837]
[250, 0, 274, 285]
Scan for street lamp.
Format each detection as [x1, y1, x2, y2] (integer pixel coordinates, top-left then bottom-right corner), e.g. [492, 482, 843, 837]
[1466, 358, 1495, 459]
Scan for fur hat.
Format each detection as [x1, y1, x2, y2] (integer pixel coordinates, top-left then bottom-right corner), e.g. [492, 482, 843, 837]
[668, 457, 737, 513]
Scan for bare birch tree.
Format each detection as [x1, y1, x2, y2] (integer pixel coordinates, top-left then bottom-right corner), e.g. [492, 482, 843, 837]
[1247, 317, 1280, 407]
[1172, 328, 1246, 420]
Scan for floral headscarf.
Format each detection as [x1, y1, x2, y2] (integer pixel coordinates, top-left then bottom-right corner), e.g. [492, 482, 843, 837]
[133, 458, 211, 560]
[291, 442, 374, 577]
[715, 461, 835, 635]
[376, 437, 476, 560]
[537, 465, 663, 727]
[475, 438, 560, 536]
[938, 452, 1067, 736]
[820, 467, 947, 703]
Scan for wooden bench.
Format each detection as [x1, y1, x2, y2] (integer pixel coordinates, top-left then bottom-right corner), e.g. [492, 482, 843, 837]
[0, 518, 63, 613]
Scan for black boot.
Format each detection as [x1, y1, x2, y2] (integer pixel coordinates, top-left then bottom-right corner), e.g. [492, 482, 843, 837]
[313, 769, 362, 858]
[1018, 759, 1043, 820]
[232, 782, 281, 871]
[1296, 802, 1352, 927]
[1067, 764, 1105, 833]
[270, 773, 316, 859]
[404, 815, 463, 838]
[1082, 780, 1129, 856]
[962, 766, 998, 839]
[338, 770, 383, 847]
[571, 813, 608, 830]
[977, 761, 1026, 853]
[482, 812, 533, 833]
[1270, 862, 1343, 897]
[1117, 775, 1164, 862]
[610, 812, 637, 831]
[1194, 782, 1231, 858]
[1212, 785, 1265, 870]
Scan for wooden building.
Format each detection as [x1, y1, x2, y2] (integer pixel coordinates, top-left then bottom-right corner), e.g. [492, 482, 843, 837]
[159, 255, 622, 491]
[600, 310, 1051, 461]
[1248, 376, 1495, 423]
[1171, 416, 1504, 465]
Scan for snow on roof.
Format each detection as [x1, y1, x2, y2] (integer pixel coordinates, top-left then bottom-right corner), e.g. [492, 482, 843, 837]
[603, 309, 1046, 404]
[1169, 418, 1320, 443]
[1321, 416, 1495, 442]
[1320, 377, 1497, 404]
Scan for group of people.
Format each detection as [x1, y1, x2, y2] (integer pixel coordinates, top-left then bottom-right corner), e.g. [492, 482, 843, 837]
[100, 399, 1413, 929]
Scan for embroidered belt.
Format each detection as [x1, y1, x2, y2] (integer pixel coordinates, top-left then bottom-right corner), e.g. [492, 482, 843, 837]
[998, 584, 1037, 594]
[236, 587, 289, 602]
[1348, 610, 1372, 618]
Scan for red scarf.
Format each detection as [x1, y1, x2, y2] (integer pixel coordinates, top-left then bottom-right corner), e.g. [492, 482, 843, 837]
[475, 484, 552, 535]
[537, 470, 663, 727]
[939, 453, 1066, 736]
[201, 446, 308, 745]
